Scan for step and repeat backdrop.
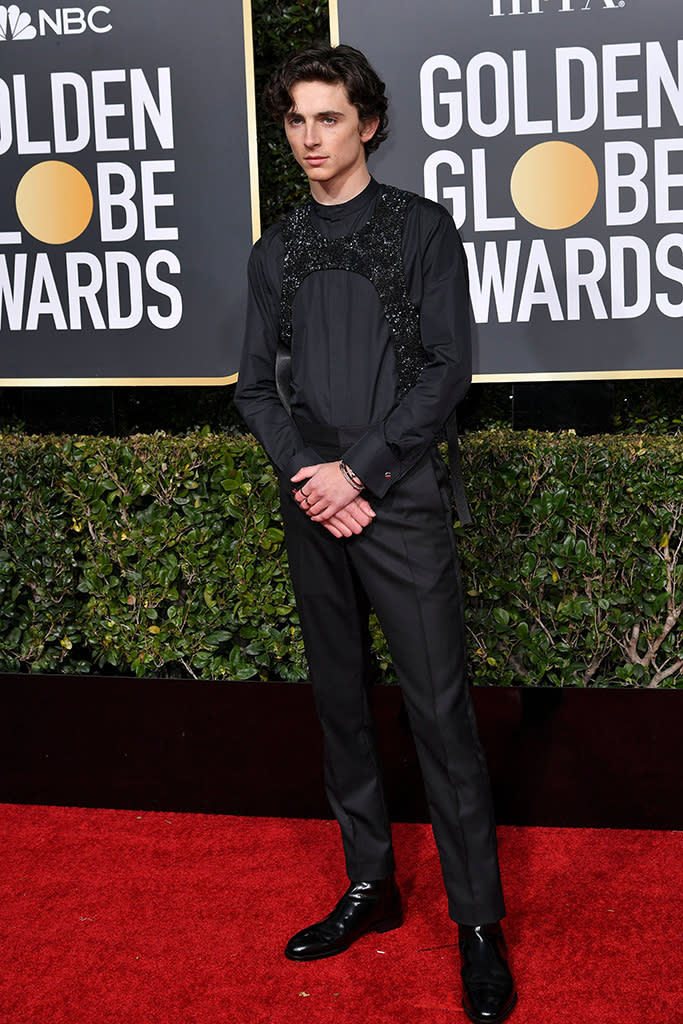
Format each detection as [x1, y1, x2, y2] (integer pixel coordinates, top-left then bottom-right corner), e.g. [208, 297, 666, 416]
[333, 0, 683, 380]
[0, 0, 257, 383]
[2, 1, 680, 384]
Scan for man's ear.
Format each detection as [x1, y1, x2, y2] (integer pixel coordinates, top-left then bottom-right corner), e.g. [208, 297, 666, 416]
[360, 116, 380, 143]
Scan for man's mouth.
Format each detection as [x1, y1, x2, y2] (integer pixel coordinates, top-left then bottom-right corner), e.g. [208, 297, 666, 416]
[305, 156, 327, 165]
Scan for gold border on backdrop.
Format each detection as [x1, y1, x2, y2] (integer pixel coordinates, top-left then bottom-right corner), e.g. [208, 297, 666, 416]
[474, 369, 683, 384]
[1, 0, 259, 389]
[0, 375, 238, 386]
[329, 0, 340, 45]
[2, 368, 680, 387]
[243, 0, 261, 245]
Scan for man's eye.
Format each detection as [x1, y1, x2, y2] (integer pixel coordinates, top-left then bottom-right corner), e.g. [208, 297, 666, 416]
[323, 117, 336, 125]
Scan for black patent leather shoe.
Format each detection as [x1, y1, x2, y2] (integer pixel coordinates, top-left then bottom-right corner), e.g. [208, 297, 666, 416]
[459, 923, 517, 1023]
[284, 876, 402, 961]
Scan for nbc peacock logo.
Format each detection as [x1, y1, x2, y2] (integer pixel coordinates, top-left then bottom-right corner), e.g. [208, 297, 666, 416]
[0, 5, 37, 40]
[0, 5, 112, 39]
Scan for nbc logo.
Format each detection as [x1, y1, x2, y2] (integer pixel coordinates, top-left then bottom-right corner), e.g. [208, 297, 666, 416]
[0, 5, 111, 39]
[0, 5, 37, 40]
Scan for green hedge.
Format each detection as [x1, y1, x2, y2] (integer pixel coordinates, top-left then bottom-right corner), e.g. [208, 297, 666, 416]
[460, 431, 682, 688]
[0, 430, 680, 688]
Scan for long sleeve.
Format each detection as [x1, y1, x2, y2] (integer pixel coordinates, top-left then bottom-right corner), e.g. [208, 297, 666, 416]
[234, 227, 320, 478]
[342, 199, 472, 498]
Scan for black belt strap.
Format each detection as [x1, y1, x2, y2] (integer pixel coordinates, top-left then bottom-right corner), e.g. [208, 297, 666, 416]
[445, 412, 472, 526]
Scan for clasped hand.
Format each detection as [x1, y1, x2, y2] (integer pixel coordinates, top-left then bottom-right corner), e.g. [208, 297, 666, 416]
[291, 462, 375, 539]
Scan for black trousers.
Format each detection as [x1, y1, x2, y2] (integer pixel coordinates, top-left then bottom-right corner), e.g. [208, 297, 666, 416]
[280, 423, 505, 926]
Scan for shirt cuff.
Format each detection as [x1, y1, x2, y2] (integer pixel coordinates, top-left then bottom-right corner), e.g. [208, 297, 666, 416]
[342, 427, 402, 499]
[284, 446, 322, 482]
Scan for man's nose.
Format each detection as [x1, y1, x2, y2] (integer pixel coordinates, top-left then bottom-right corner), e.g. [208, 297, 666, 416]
[304, 122, 320, 148]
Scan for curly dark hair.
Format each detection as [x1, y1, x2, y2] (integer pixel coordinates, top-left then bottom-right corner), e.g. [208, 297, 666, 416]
[262, 44, 389, 155]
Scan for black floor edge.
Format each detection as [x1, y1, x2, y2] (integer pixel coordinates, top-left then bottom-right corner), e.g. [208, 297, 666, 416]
[1, 674, 681, 829]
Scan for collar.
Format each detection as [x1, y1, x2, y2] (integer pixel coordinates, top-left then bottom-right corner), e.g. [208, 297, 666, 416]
[310, 177, 381, 221]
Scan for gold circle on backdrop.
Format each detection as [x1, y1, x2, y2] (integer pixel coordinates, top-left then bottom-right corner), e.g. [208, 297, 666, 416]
[15, 161, 94, 244]
[510, 141, 599, 231]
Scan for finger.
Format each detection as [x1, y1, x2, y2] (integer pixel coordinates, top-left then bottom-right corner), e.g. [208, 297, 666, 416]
[336, 503, 369, 529]
[322, 521, 345, 538]
[311, 507, 335, 522]
[344, 508, 372, 529]
[294, 481, 318, 502]
[290, 466, 317, 483]
[337, 515, 363, 535]
[329, 508, 361, 534]
[332, 510, 369, 536]
[354, 497, 375, 517]
[308, 498, 333, 519]
[326, 513, 357, 537]
[293, 487, 317, 511]
[301, 498, 323, 518]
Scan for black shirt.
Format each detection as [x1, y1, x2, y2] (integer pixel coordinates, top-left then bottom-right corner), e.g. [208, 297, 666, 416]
[235, 178, 472, 498]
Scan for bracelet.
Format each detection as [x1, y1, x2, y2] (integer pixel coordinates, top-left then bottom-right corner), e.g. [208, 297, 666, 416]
[339, 459, 364, 492]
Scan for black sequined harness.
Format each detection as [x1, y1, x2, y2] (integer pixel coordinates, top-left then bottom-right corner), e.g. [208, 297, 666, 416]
[276, 184, 471, 525]
[278, 184, 426, 400]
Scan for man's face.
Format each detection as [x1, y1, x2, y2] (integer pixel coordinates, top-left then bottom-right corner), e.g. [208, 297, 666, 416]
[284, 80, 378, 195]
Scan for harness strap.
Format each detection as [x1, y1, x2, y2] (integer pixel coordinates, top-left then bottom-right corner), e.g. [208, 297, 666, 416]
[445, 412, 472, 526]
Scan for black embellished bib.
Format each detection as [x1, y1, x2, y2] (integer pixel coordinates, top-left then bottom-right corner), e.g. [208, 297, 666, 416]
[276, 184, 472, 525]
[278, 184, 426, 399]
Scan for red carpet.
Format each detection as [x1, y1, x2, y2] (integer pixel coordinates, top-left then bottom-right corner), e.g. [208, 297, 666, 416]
[1, 805, 681, 1024]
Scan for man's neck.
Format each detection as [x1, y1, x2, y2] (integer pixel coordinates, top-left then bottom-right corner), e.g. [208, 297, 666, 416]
[309, 166, 372, 206]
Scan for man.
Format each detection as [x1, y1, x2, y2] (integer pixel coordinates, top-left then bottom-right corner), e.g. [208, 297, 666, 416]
[235, 43, 517, 1024]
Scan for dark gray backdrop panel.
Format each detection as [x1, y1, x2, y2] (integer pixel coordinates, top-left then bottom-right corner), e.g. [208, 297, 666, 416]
[0, 0, 254, 380]
[336, 0, 683, 378]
